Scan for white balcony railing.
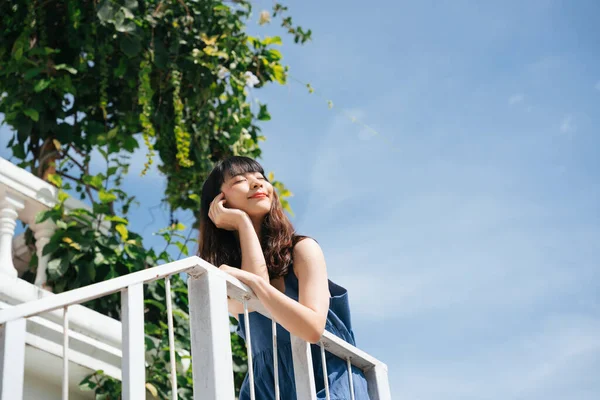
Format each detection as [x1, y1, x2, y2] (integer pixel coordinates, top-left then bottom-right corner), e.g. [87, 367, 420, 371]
[0, 157, 391, 399]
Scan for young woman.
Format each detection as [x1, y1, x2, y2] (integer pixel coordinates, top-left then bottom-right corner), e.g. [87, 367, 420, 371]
[197, 156, 370, 400]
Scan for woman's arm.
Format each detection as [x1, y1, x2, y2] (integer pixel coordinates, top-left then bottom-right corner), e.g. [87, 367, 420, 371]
[220, 238, 330, 343]
[237, 216, 270, 283]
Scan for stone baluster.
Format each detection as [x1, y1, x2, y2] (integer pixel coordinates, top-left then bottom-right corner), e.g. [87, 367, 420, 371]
[0, 192, 25, 277]
[30, 219, 56, 287]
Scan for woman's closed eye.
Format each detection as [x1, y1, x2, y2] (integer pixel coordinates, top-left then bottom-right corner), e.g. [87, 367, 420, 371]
[236, 176, 264, 183]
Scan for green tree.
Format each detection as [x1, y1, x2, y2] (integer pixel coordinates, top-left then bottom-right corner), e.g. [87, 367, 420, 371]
[1, 0, 311, 397]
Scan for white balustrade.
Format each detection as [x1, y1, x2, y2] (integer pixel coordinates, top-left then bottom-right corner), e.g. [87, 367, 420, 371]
[0, 318, 26, 399]
[165, 277, 178, 400]
[0, 255, 391, 399]
[0, 156, 108, 286]
[32, 219, 56, 287]
[291, 334, 318, 399]
[62, 307, 69, 400]
[0, 192, 24, 277]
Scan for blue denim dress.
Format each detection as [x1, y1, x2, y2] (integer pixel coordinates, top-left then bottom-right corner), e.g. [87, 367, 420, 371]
[236, 263, 371, 400]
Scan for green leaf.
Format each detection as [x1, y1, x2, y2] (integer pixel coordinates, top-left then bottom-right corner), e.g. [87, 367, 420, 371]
[175, 242, 188, 256]
[144, 336, 157, 350]
[35, 210, 53, 224]
[115, 224, 128, 241]
[272, 64, 286, 84]
[107, 126, 119, 139]
[97, 0, 115, 22]
[115, 20, 136, 33]
[114, 58, 127, 78]
[47, 173, 62, 187]
[107, 166, 119, 177]
[58, 191, 70, 202]
[114, 8, 136, 32]
[78, 376, 97, 391]
[11, 33, 27, 60]
[80, 262, 96, 283]
[47, 256, 69, 278]
[172, 309, 189, 320]
[23, 108, 39, 122]
[121, 7, 135, 19]
[144, 299, 165, 312]
[120, 35, 142, 58]
[264, 36, 282, 46]
[34, 79, 51, 92]
[145, 323, 161, 335]
[42, 239, 61, 256]
[28, 47, 60, 56]
[93, 251, 107, 266]
[266, 49, 282, 61]
[98, 190, 117, 203]
[257, 104, 271, 121]
[24, 68, 44, 80]
[82, 174, 103, 189]
[124, 0, 139, 10]
[105, 215, 128, 224]
[55, 64, 78, 75]
[146, 383, 158, 397]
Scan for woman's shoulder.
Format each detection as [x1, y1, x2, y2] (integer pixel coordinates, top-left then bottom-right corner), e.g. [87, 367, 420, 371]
[291, 235, 322, 262]
[287, 235, 320, 279]
[292, 234, 319, 247]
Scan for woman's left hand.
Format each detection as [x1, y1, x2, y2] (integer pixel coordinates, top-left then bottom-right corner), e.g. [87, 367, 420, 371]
[219, 264, 258, 288]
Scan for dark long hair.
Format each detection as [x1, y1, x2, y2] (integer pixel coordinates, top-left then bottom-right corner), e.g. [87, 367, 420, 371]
[197, 156, 309, 279]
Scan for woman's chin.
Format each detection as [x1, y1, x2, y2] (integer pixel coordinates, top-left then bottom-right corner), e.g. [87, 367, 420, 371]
[247, 205, 270, 218]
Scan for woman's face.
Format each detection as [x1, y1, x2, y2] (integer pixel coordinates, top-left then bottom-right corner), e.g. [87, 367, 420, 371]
[220, 171, 274, 218]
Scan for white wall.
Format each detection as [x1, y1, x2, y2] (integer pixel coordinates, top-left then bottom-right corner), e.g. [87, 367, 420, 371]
[24, 345, 94, 400]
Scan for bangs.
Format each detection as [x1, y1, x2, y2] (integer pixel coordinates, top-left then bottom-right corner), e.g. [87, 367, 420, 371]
[220, 156, 266, 183]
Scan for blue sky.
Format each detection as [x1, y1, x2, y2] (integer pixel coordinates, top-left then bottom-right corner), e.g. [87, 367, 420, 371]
[2, 0, 600, 398]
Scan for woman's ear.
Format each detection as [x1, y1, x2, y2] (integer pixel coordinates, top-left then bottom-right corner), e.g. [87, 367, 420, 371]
[221, 192, 229, 208]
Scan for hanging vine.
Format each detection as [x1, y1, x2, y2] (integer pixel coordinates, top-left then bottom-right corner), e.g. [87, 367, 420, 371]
[98, 42, 110, 121]
[170, 68, 193, 169]
[138, 51, 156, 176]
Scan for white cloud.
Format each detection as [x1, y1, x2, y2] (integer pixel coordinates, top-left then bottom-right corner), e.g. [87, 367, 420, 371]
[300, 109, 382, 221]
[329, 204, 591, 322]
[392, 314, 600, 400]
[560, 115, 576, 134]
[509, 93, 524, 105]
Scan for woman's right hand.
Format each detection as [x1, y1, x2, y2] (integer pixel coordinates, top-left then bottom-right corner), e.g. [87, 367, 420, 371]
[208, 192, 249, 231]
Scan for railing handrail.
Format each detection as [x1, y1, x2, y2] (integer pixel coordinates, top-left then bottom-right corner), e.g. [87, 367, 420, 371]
[0, 255, 387, 371]
[0, 256, 208, 323]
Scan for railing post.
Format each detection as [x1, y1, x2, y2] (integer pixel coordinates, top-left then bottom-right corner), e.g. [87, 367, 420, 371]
[121, 284, 146, 400]
[290, 335, 317, 400]
[0, 192, 25, 277]
[0, 318, 26, 400]
[187, 271, 235, 400]
[365, 362, 391, 400]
